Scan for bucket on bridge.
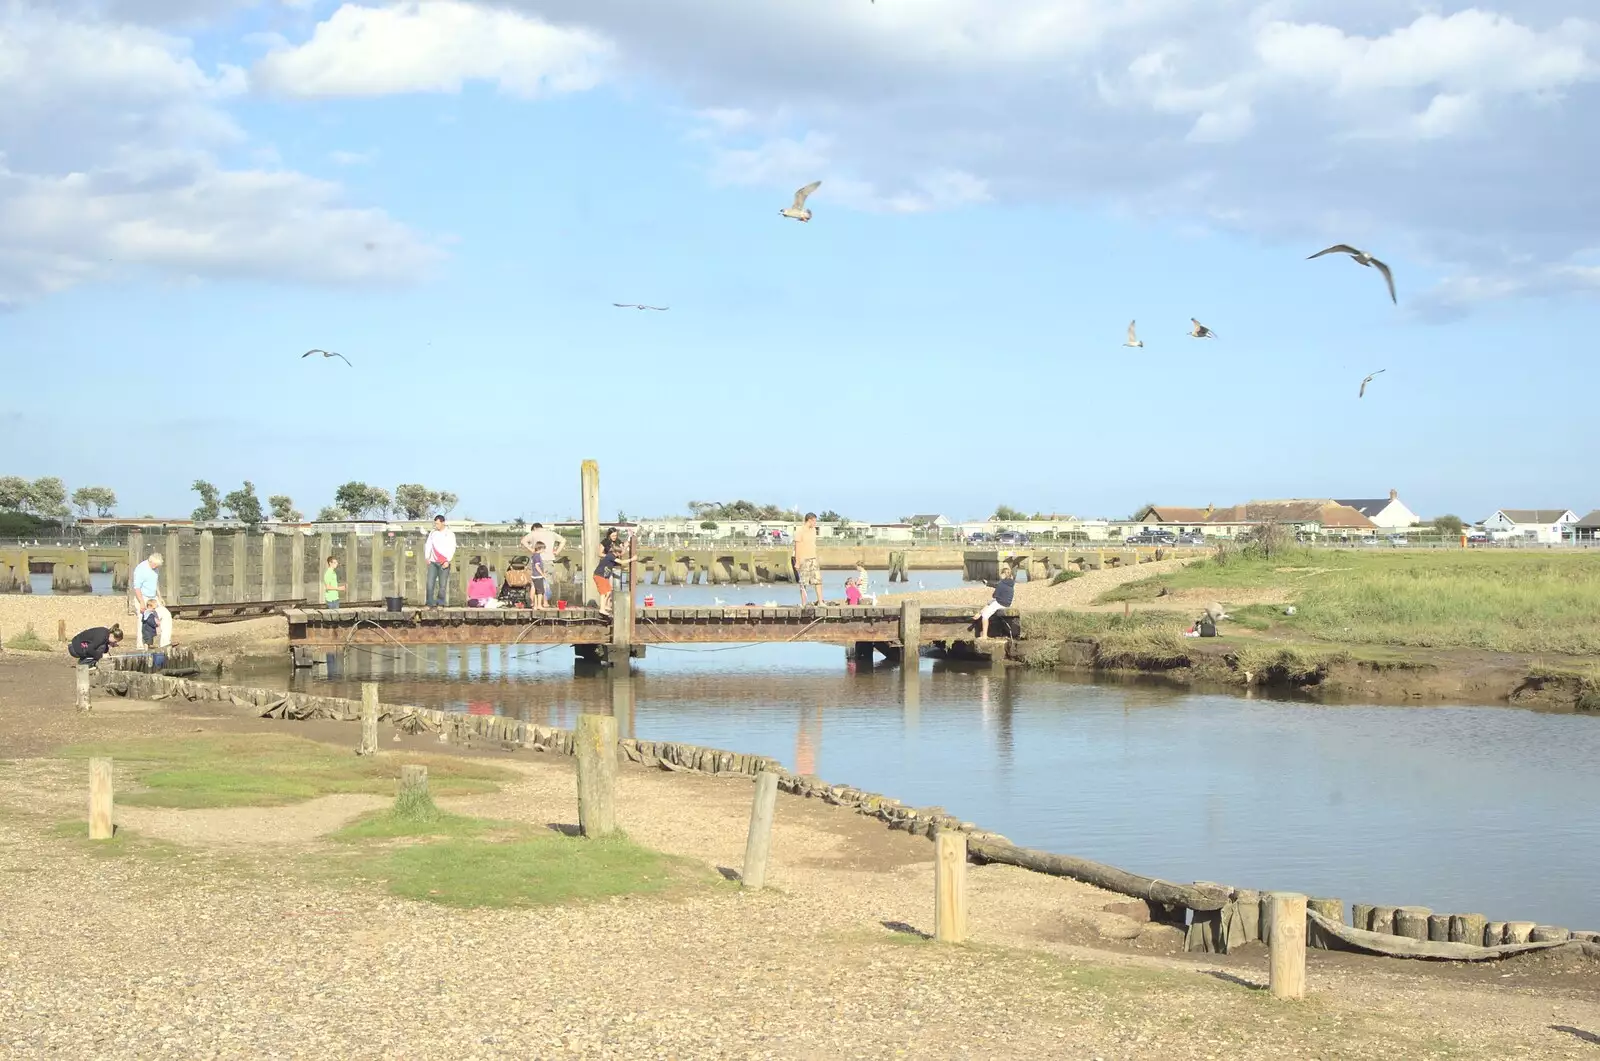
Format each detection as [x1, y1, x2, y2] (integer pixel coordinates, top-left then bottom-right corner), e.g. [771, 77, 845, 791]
[385, 596, 404, 612]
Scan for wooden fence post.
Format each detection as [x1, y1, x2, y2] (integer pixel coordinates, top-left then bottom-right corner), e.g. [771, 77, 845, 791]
[575, 712, 618, 837]
[741, 771, 779, 890]
[57, 619, 66, 642]
[89, 758, 113, 840]
[1267, 892, 1308, 1000]
[75, 666, 91, 712]
[358, 683, 378, 756]
[934, 830, 969, 943]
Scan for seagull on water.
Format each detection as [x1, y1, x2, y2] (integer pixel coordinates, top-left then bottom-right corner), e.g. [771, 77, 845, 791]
[1307, 244, 1397, 304]
[302, 349, 351, 366]
[780, 181, 822, 222]
[614, 303, 669, 311]
[1124, 320, 1144, 348]
[1359, 369, 1386, 398]
[1189, 319, 1216, 339]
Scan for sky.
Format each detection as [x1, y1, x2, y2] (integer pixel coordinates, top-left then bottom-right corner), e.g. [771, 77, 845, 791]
[2, 0, 1598, 524]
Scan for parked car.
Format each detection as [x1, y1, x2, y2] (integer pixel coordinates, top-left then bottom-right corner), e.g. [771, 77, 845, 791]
[966, 532, 992, 545]
[1126, 531, 1177, 545]
[995, 531, 1030, 546]
[1176, 533, 1206, 546]
[1386, 534, 1408, 546]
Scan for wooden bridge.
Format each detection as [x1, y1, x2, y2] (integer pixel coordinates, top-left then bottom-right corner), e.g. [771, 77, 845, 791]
[284, 602, 1010, 665]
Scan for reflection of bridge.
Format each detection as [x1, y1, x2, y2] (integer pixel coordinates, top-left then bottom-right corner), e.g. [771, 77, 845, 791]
[285, 601, 1009, 665]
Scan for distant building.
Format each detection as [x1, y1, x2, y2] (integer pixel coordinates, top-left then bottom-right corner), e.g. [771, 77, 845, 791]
[1482, 509, 1579, 544]
[1572, 510, 1600, 543]
[907, 514, 951, 528]
[1132, 500, 1376, 536]
[1332, 489, 1419, 530]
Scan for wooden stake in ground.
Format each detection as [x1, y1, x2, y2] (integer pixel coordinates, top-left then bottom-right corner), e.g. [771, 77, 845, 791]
[1267, 892, 1307, 1000]
[934, 830, 969, 943]
[575, 713, 618, 837]
[741, 771, 779, 890]
[89, 758, 113, 840]
[358, 683, 378, 757]
[58, 619, 66, 642]
[75, 666, 91, 712]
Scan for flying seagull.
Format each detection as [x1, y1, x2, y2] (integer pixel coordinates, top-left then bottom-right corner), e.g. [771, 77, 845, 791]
[1307, 244, 1397, 304]
[1124, 320, 1144, 348]
[1189, 318, 1216, 339]
[1358, 369, 1385, 398]
[302, 349, 351, 366]
[614, 303, 669, 311]
[780, 180, 822, 222]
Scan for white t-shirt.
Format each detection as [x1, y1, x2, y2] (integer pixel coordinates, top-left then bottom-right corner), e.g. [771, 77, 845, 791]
[521, 529, 566, 563]
[423, 528, 457, 565]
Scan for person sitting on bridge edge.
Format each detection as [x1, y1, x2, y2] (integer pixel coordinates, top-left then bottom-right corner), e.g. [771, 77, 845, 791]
[467, 564, 497, 607]
[793, 512, 822, 607]
[68, 624, 123, 666]
[972, 564, 1015, 638]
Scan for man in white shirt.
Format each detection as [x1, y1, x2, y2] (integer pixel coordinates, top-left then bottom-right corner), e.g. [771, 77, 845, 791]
[519, 522, 565, 569]
[423, 515, 457, 607]
[131, 552, 172, 649]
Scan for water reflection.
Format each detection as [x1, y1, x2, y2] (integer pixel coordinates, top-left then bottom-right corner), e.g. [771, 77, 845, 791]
[231, 639, 1600, 929]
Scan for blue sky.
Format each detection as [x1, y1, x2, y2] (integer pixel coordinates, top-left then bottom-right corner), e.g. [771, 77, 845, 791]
[3, 1, 1597, 524]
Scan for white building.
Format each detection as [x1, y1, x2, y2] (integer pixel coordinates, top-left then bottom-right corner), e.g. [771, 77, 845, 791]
[1332, 490, 1420, 530]
[1482, 509, 1579, 544]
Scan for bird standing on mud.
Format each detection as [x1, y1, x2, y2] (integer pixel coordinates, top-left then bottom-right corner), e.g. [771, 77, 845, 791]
[1308, 245, 1397, 304]
[1188, 319, 1216, 339]
[781, 181, 822, 222]
[302, 349, 351, 366]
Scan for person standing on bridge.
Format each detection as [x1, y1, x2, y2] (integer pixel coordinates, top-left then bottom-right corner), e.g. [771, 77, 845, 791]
[131, 552, 171, 650]
[423, 515, 457, 608]
[519, 522, 565, 569]
[793, 512, 822, 607]
[323, 555, 345, 610]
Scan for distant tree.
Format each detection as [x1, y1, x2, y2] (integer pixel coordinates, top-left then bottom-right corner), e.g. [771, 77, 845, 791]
[993, 505, 1026, 522]
[268, 495, 302, 522]
[191, 479, 221, 522]
[70, 486, 118, 517]
[25, 477, 68, 519]
[222, 481, 264, 525]
[687, 500, 805, 522]
[508, 517, 526, 531]
[393, 483, 458, 520]
[616, 510, 629, 523]
[315, 505, 349, 522]
[818, 510, 846, 522]
[1433, 514, 1465, 537]
[700, 520, 718, 531]
[437, 491, 458, 517]
[333, 482, 391, 519]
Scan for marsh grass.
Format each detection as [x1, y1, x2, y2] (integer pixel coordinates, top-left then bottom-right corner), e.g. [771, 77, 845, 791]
[57, 734, 514, 809]
[5, 623, 53, 652]
[1093, 550, 1600, 654]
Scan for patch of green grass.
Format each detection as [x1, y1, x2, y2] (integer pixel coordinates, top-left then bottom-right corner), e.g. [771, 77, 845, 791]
[56, 734, 514, 809]
[4, 623, 54, 652]
[1049, 569, 1085, 586]
[357, 829, 699, 909]
[1022, 609, 1188, 642]
[1093, 549, 1600, 655]
[332, 807, 496, 842]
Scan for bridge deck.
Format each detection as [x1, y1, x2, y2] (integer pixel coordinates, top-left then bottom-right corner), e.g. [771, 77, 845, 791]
[284, 605, 1000, 647]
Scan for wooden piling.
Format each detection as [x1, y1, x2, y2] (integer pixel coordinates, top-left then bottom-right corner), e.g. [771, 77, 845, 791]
[934, 830, 969, 943]
[57, 618, 66, 642]
[165, 530, 182, 604]
[1530, 926, 1570, 943]
[231, 530, 247, 602]
[899, 601, 921, 667]
[575, 712, 618, 837]
[358, 683, 378, 756]
[1485, 921, 1507, 945]
[741, 771, 780, 890]
[1427, 914, 1452, 943]
[198, 530, 215, 604]
[89, 758, 113, 840]
[1370, 906, 1397, 934]
[1351, 903, 1374, 932]
[1267, 892, 1307, 1000]
[1306, 897, 1342, 949]
[1450, 913, 1488, 946]
[1503, 921, 1536, 944]
[1394, 907, 1431, 941]
[581, 460, 600, 608]
[260, 530, 277, 600]
[75, 666, 91, 712]
[290, 531, 306, 602]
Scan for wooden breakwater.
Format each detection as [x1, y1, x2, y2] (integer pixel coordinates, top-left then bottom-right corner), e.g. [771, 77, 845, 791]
[96, 671, 1600, 963]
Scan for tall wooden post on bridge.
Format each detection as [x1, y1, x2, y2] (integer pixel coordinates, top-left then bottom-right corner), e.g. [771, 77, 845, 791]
[581, 459, 600, 608]
[231, 530, 248, 602]
[899, 601, 921, 676]
[197, 530, 215, 605]
[610, 573, 634, 668]
[165, 531, 182, 604]
[369, 536, 384, 601]
[290, 531, 306, 602]
[260, 529, 277, 601]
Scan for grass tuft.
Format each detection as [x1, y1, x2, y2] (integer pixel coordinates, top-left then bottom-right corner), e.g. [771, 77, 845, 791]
[1049, 569, 1085, 586]
[5, 623, 54, 652]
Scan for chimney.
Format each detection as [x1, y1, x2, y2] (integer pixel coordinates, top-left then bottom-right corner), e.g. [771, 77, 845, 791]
[1389, 488, 1397, 501]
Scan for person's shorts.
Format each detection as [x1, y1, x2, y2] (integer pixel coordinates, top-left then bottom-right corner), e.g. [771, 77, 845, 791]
[532, 577, 547, 595]
[798, 557, 821, 586]
[593, 574, 613, 596]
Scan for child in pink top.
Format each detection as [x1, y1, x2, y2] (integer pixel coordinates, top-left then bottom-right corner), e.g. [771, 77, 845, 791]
[467, 564, 497, 606]
[845, 578, 862, 605]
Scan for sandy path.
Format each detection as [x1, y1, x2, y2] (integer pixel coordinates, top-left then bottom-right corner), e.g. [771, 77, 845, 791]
[881, 556, 1197, 612]
[0, 595, 283, 658]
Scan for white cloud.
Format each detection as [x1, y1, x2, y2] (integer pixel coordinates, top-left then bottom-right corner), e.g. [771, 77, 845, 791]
[329, 149, 374, 165]
[251, 1, 612, 98]
[0, 3, 437, 307]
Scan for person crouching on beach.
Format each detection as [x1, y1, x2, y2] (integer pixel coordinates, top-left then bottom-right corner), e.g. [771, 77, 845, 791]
[68, 624, 123, 666]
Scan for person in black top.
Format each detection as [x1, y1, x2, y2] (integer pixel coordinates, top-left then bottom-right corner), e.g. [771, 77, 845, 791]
[972, 565, 1015, 638]
[593, 527, 629, 615]
[68, 624, 123, 666]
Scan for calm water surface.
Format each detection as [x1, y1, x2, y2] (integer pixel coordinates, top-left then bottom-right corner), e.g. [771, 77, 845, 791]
[230, 565, 1599, 930]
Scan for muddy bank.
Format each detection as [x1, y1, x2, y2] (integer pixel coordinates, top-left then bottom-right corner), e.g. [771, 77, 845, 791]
[1010, 635, 1600, 711]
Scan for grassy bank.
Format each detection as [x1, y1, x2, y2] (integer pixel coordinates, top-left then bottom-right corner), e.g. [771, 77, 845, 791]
[1091, 548, 1600, 655]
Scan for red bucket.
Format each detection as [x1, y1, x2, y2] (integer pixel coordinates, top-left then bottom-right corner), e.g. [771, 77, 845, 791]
[556, 600, 568, 611]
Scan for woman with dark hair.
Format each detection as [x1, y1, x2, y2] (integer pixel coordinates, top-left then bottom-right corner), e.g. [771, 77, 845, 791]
[467, 564, 497, 607]
[593, 527, 628, 616]
[68, 624, 123, 666]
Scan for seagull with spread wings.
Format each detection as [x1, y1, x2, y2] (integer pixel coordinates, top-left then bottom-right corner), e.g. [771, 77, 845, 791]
[780, 180, 822, 222]
[1307, 244, 1397, 304]
[302, 349, 351, 366]
[1359, 369, 1385, 398]
[1124, 320, 1144, 348]
[1189, 318, 1216, 339]
[614, 303, 669, 311]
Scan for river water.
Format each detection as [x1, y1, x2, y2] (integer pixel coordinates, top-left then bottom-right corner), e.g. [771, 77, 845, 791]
[225, 567, 1599, 930]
